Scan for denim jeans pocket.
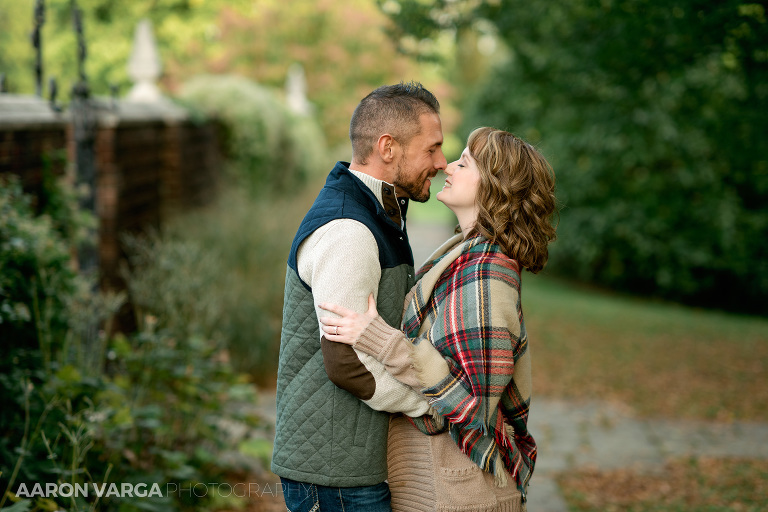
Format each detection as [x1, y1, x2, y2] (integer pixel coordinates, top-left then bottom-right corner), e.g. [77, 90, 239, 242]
[337, 481, 391, 512]
[281, 478, 319, 512]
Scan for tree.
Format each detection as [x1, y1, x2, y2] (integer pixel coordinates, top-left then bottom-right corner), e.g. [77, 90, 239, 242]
[0, 0, 237, 98]
[383, 0, 768, 313]
[191, 0, 455, 147]
[0, 0, 454, 149]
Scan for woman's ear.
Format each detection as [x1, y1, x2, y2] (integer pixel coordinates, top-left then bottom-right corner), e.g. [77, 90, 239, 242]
[377, 134, 396, 163]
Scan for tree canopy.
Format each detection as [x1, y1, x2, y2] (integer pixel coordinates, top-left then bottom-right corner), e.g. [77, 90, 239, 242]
[383, 0, 768, 313]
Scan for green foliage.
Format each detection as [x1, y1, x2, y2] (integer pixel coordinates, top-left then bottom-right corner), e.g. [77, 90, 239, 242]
[384, 0, 768, 313]
[156, 184, 317, 381]
[201, 0, 450, 147]
[0, 176, 262, 511]
[0, 174, 118, 510]
[177, 75, 327, 195]
[0, 174, 79, 354]
[0, 0, 249, 98]
[121, 231, 227, 343]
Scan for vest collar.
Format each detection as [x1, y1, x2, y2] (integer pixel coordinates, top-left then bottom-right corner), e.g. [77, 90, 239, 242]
[329, 162, 409, 228]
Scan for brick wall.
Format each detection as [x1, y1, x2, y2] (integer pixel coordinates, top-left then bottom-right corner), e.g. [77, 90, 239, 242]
[0, 96, 68, 210]
[1, 95, 221, 301]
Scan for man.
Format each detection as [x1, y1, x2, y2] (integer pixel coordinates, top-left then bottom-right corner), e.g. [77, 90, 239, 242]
[272, 81, 447, 511]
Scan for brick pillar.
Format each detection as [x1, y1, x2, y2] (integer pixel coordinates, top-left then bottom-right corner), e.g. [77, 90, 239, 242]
[95, 115, 120, 293]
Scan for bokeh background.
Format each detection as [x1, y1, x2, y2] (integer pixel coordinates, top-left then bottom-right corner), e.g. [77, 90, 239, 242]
[1, 1, 767, 511]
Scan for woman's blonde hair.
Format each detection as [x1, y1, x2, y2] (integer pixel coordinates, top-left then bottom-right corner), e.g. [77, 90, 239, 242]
[466, 127, 558, 273]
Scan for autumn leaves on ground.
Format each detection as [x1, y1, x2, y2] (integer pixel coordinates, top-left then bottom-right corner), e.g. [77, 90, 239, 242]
[558, 457, 768, 512]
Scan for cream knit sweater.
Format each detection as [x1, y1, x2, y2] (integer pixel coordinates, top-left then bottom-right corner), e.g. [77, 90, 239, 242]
[296, 170, 430, 417]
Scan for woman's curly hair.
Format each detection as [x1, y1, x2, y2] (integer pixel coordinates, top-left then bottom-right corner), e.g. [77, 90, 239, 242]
[465, 127, 558, 273]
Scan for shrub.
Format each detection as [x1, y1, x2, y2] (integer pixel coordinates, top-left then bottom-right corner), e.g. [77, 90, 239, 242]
[0, 176, 261, 512]
[0, 174, 121, 510]
[177, 74, 328, 196]
[152, 183, 319, 382]
[0, 174, 81, 358]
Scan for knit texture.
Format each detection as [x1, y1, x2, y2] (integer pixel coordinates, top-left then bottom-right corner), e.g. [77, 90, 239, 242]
[387, 415, 524, 512]
[297, 218, 430, 416]
[354, 233, 536, 499]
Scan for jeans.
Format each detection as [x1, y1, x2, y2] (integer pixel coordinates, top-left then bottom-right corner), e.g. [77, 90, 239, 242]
[280, 477, 391, 512]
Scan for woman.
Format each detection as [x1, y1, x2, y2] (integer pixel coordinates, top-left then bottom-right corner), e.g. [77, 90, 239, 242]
[319, 127, 557, 512]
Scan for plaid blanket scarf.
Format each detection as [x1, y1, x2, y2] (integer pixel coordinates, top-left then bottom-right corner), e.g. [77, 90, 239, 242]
[402, 233, 536, 497]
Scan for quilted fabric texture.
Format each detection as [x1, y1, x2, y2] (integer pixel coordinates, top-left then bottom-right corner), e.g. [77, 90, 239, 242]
[272, 162, 417, 487]
[272, 269, 391, 486]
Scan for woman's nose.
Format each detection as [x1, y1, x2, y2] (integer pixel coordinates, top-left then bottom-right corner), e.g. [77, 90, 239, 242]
[445, 161, 457, 175]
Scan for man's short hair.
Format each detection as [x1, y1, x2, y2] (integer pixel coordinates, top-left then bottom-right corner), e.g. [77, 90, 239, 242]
[349, 81, 440, 164]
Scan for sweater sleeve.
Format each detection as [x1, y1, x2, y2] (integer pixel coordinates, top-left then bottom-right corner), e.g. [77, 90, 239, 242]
[353, 259, 522, 434]
[355, 315, 447, 390]
[297, 219, 430, 417]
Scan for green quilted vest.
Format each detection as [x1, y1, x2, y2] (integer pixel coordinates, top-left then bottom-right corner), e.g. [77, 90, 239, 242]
[271, 163, 416, 486]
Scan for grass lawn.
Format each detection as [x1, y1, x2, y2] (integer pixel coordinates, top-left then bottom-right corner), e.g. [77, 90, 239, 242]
[522, 273, 768, 422]
[520, 274, 768, 511]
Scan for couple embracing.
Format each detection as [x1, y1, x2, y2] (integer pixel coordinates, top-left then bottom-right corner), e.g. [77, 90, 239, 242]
[271, 81, 557, 512]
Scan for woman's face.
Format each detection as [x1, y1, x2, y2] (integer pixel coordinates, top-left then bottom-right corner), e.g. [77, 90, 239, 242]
[436, 147, 481, 216]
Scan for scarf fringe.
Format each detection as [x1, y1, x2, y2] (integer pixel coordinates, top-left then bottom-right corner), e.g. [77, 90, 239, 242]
[429, 406, 445, 428]
[493, 452, 508, 488]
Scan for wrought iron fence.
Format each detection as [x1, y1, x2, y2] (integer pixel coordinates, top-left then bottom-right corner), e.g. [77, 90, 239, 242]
[9, 0, 116, 273]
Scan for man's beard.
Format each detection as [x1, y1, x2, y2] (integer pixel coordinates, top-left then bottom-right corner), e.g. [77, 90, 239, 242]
[394, 158, 431, 203]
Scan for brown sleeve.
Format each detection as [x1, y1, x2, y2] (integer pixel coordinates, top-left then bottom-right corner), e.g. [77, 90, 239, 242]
[321, 337, 376, 400]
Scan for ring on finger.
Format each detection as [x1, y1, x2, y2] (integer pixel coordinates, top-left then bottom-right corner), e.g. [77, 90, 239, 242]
[335, 325, 338, 335]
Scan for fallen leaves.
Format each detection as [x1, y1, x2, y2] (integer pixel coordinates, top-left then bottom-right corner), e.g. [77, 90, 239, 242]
[558, 456, 768, 512]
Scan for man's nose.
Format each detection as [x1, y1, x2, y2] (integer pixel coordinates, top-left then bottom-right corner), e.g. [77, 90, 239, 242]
[436, 151, 447, 171]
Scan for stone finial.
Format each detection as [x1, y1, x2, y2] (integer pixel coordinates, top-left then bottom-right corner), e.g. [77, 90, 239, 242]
[285, 63, 312, 116]
[126, 19, 162, 102]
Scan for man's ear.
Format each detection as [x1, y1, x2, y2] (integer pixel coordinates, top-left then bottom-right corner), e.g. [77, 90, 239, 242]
[377, 134, 396, 163]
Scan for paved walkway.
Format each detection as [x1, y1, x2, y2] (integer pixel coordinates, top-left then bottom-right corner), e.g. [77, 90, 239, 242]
[526, 399, 768, 511]
[247, 220, 768, 511]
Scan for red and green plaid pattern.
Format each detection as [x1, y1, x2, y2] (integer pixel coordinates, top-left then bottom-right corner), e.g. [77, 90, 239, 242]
[402, 234, 536, 496]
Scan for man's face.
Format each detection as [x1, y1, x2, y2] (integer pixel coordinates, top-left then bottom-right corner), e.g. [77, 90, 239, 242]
[393, 113, 447, 203]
